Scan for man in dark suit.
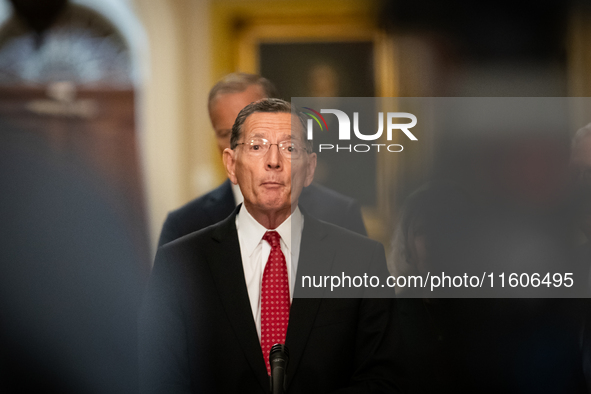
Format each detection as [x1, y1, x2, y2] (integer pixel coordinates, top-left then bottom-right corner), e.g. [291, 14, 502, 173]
[157, 73, 365, 247]
[139, 99, 400, 393]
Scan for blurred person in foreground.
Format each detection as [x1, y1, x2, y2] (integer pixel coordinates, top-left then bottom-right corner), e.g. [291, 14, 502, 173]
[0, 123, 145, 393]
[139, 99, 400, 393]
[390, 133, 587, 393]
[157, 73, 366, 247]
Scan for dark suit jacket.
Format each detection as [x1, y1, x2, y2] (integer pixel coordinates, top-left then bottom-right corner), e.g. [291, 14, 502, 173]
[140, 209, 400, 394]
[157, 180, 366, 247]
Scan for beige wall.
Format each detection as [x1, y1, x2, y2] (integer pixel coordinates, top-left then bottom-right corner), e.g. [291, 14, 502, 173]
[134, 0, 216, 254]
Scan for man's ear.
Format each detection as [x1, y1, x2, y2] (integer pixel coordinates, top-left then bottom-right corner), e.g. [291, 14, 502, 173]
[223, 148, 238, 185]
[304, 152, 317, 187]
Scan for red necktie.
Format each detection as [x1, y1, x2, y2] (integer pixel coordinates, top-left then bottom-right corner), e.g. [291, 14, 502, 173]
[261, 230, 290, 375]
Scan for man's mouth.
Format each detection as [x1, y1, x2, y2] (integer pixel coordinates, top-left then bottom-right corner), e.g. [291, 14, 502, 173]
[261, 181, 284, 187]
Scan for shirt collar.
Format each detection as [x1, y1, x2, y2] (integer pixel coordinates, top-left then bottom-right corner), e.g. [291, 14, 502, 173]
[236, 204, 303, 257]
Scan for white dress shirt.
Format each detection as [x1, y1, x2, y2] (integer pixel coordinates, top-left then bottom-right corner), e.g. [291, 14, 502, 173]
[235, 204, 303, 340]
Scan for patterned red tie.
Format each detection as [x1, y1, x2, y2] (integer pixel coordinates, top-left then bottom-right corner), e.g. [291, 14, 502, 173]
[261, 230, 291, 375]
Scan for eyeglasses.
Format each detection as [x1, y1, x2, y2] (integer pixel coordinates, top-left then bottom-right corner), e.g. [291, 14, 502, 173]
[235, 138, 309, 160]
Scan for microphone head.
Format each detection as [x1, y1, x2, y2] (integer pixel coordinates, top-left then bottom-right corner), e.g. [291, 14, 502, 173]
[270, 343, 289, 360]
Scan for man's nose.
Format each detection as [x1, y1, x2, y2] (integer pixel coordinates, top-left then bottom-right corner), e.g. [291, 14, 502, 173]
[265, 144, 282, 169]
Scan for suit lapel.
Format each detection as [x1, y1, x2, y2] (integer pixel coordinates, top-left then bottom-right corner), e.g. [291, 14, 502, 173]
[205, 208, 269, 391]
[285, 213, 335, 390]
[204, 207, 336, 391]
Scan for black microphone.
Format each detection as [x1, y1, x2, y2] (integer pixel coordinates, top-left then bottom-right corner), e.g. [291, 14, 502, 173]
[269, 343, 289, 394]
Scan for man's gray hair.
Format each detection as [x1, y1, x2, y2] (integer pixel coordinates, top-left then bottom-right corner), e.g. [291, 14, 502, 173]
[230, 98, 313, 153]
[208, 73, 278, 112]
